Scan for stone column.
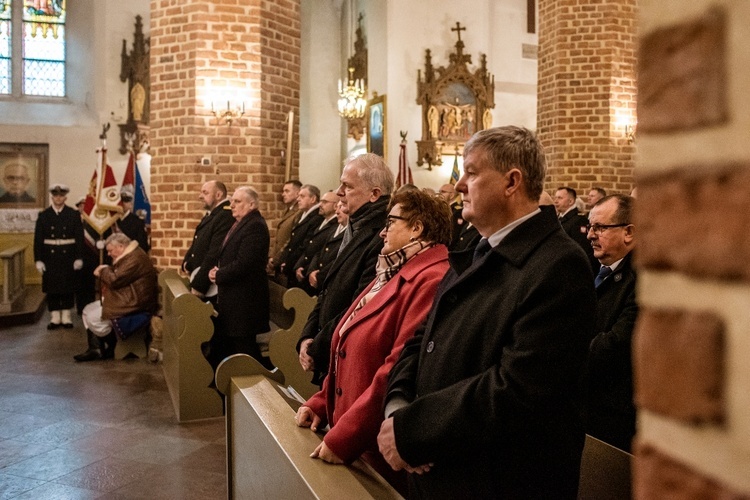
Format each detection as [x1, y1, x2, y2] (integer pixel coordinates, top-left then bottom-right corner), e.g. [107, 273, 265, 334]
[537, 0, 637, 204]
[149, 0, 301, 269]
[633, 2, 750, 497]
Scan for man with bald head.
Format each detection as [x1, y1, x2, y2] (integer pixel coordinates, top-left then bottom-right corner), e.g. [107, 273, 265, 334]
[182, 180, 234, 301]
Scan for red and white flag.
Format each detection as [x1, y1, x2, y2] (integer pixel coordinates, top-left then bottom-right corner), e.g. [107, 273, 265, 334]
[82, 148, 121, 234]
[396, 139, 413, 189]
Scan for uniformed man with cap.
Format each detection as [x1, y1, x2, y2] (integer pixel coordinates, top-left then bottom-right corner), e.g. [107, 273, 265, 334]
[34, 183, 85, 329]
[115, 186, 149, 252]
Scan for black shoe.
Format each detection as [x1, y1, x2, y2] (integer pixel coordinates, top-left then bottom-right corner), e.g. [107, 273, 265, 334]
[47, 322, 61, 330]
[73, 349, 102, 362]
[62, 323, 74, 329]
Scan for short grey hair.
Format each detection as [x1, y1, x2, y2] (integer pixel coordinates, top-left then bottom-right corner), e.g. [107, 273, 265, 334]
[463, 126, 547, 201]
[106, 233, 131, 247]
[301, 184, 320, 202]
[345, 153, 394, 196]
[235, 186, 259, 205]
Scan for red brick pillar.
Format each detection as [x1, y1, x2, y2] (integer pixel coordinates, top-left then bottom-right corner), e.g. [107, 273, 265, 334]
[537, 0, 637, 203]
[633, 3, 750, 497]
[149, 0, 300, 270]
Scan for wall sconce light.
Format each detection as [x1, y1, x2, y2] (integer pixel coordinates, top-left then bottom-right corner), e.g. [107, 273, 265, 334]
[212, 100, 245, 126]
[625, 123, 636, 144]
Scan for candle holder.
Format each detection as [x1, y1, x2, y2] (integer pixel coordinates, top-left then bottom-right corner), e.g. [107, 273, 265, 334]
[211, 100, 245, 126]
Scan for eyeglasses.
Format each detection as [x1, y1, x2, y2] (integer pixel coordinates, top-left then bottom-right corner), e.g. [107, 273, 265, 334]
[320, 200, 336, 204]
[384, 215, 407, 231]
[586, 223, 630, 235]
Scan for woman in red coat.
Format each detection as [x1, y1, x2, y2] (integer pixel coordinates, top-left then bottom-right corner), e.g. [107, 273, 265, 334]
[295, 189, 452, 489]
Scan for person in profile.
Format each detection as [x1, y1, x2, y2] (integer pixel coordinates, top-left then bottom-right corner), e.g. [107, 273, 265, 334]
[0, 163, 35, 203]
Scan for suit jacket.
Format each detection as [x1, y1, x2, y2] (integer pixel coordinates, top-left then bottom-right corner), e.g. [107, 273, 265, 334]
[386, 207, 596, 499]
[304, 246, 449, 469]
[293, 217, 337, 293]
[301, 196, 388, 377]
[586, 251, 638, 450]
[559, 209, 598, 271]
[449, 222, 480, 252]
[116, 211, 150, 252]
[34, 205, 84, 295]
[182, 200, 234, 295]
[306, 225, 345, 292]
[271, 205, 300, 259]
[277, 209, 324, 283]
[215, 210, 270, 337]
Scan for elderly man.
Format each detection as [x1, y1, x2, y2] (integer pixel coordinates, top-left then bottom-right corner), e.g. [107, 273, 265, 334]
[74, 233, 158, 362]
[115, 187, 150, 252]
[34, 183, 84, 329]
[276, 184, 323, 287]
[182, 180, 234, 302]
[293, 190, 339, 294]
[0, 163, 35, 203]
[298, 153, 393, 384]
[207, 186, 271, 369]
[585, 194, 638, 452]
[554, 186, 598, 271]
[378, 127, 596, 499]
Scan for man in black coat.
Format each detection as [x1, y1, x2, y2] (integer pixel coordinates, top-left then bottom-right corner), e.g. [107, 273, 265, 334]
[293, 191, 338, 295]
[555, 186, 598, 271]
[207, 186, 271, 369]
[378, 127, 596, 499]
[34, 184, 84, 329]
[305, 201, 348, 294]
[276, 184, 323, 287]
[114, 187, 150, 252]
[182, 180, 234, 302]
[297, 153, 393, 384]
[585, 194, 638, 452]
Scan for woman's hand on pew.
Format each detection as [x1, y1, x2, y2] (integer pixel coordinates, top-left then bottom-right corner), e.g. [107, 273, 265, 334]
[295, 406, 321, 431]
[310, 441, 344, 464]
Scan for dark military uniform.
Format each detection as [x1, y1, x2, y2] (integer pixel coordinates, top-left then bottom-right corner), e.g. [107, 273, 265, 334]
[34, 204, 84, 314]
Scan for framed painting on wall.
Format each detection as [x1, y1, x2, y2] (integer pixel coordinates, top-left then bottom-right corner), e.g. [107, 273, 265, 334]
[366, 93, 386, 158]
[0, 143, 49, 209]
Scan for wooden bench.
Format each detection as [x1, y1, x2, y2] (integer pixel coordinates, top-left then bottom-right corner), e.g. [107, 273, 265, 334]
[0, 245, 27, 313]
[158, 269, 223, 422]
[577, 434, 632, 499]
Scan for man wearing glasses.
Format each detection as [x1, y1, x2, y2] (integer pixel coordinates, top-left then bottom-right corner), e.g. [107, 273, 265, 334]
[585, 194, 638, 452]
[0, 163, 35, 203]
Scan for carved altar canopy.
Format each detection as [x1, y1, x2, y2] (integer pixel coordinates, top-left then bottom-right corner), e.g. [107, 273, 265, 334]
[416, 22, 495, 167]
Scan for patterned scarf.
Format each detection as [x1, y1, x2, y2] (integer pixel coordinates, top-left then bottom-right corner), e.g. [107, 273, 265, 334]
[339, 239, 432, 336]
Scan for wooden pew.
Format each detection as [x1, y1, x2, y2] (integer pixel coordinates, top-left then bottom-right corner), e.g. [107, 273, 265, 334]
[577, 435, 632, 499]
[215, 366, 402, 499]
[0, 245, 26, 313]
[158, 269, 223, 422]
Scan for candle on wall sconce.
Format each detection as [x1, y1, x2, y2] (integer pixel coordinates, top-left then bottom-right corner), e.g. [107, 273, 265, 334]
[211, 99, 245, 126]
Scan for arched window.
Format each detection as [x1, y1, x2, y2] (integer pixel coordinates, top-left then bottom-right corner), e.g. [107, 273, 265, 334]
[0, 0, 66, 97]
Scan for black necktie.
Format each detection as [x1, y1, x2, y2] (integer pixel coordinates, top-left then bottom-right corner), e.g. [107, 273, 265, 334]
[473, 238, 491, 263]
[595, 265, 612, 287]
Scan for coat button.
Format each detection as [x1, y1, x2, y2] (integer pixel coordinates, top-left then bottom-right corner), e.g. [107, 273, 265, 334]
[426, 341, 434, 353]
[336, 388, 342, 396]
[339, 350, 346, 358]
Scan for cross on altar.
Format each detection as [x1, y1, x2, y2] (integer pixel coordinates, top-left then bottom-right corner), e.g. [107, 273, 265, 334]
[451, 21, 466, 42]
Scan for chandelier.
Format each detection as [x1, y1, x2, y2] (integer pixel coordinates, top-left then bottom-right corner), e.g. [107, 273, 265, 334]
[338, 67, 366, 119]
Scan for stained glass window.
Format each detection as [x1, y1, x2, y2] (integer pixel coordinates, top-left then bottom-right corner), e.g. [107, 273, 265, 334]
[23, 0, 65, 96]
[0, 0, 10, 95]
[0, 0, 65, 97]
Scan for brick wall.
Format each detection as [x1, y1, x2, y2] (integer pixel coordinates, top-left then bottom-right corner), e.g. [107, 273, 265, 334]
[633, 1, 750, 497]
[149, 0, 300, 270]
[537, 0, 637, 207]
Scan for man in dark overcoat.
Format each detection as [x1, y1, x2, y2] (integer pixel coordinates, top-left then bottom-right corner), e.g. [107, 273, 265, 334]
[114, 187, 150, 252]
[34, 183, 84, 329]
[585, 193, 638, 452]
[293, 191, 338, 295]
[208, 186, 270, 369]
[297, 153, 393, 384]
[555, 186, 598, 271]
[305, 201, 348, 294]
[378, 126, 596, 499]
[276, 183, 323, 287]
[182, 180, 234, 303]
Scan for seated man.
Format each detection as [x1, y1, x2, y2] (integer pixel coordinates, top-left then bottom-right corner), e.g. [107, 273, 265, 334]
[74, 233, 158, 362]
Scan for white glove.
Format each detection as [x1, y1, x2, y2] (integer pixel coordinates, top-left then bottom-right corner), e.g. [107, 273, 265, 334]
[73, 259, 83, 271]
[96, 240, 105, 249]
[35, 261, 45, 273]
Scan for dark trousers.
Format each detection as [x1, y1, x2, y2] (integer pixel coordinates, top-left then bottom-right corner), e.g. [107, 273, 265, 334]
[47, 293, 74, 311]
